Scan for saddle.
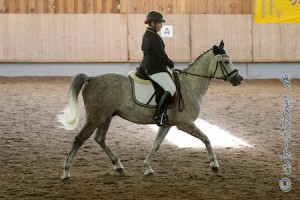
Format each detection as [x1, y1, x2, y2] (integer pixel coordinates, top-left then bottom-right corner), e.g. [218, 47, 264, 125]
[129, 68, 178, 108]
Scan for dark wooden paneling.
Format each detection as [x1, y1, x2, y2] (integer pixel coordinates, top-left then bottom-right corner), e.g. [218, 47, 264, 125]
[0, 0, 253, 14]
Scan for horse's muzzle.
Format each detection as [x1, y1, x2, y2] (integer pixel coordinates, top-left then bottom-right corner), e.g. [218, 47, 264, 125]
[230, 74, 243, 86]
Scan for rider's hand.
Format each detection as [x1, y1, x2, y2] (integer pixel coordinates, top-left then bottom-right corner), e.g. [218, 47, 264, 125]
[167, 58, 174, 69]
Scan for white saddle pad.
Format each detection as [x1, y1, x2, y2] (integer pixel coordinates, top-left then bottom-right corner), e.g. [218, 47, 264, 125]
[128, 71, 157, 107]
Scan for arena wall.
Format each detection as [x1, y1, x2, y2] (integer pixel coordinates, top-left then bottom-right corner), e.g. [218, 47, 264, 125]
[1, 14, 300, 63]
[0, 0, 253, 14]
[0, 1, 299, 78]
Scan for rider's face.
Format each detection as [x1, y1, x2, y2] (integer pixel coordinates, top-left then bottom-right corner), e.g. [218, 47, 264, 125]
[155, 22, 162, 31]
[150, 22, 162, 32]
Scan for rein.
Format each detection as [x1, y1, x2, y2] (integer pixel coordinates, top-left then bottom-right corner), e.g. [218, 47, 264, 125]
[172, 56, 239, 112]
[172, 71, 184, 112]
[174, 60, 238, 81]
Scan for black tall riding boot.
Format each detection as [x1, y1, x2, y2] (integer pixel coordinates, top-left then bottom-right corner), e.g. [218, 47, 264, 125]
[153, 91, 172, 126]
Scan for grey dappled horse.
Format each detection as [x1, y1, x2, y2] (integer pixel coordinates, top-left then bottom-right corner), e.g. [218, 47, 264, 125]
[58, 41, 243, 179]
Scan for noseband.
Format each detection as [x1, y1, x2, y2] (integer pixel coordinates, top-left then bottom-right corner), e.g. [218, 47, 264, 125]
[212, 55, 239, 81]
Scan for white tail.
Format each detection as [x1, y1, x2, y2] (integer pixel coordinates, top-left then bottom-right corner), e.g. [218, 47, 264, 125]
[57, 91, 79, 130]
[57, 73, 90, 130]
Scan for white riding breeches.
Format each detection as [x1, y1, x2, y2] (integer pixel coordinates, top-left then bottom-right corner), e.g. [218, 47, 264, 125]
[149, 72, 176, 96]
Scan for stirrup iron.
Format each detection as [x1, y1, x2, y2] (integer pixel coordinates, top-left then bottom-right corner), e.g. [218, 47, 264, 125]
[158, 109, 168, 126]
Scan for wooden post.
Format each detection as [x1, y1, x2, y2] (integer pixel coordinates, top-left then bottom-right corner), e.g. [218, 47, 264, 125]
[29, 0, 37, 13]
[18, 0, 29, 13]
[0, 0, 7, 13]
[75, 0, 84, 13]
[37, 0, 45, 13]
[7, 0, 16, 13]
[86, 0, 94, 13]
[65, 0, 75, 13]
[48, 0, 55, 13]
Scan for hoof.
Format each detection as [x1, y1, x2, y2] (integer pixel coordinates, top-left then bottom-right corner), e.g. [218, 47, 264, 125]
[61, 175, 70, 180]
[61, 170, 71, 180]
[114, 166, 125, 175]
[211, 166, 219, 173]
[210, 161, 219, 173]
[144, 168, 155, 176]
[145, 171, 155, 176]
[115, 168, 125, 175]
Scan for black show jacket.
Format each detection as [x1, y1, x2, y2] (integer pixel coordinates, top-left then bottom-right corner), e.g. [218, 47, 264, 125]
[139, 27, 174, 75]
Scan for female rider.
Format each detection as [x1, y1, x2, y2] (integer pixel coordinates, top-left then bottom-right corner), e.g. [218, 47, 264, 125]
[139, 11, 176, 126]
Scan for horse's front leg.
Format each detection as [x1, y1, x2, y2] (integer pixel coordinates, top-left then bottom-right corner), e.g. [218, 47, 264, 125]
[144, 126, 171, 176]
[177, 122, 219, 173]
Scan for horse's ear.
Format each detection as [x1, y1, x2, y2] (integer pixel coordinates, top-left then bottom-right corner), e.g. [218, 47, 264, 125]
[219, 40, 224, 50]
[213, 40, 226, 55]
[213, 45, 219, 55]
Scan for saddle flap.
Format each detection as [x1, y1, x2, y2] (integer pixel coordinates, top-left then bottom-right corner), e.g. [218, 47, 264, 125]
[128, 70, 178, 108]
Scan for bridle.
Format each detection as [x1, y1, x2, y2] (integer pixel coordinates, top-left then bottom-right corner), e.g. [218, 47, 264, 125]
[172, 54, 239, 112]
[174, 54, 239, 81]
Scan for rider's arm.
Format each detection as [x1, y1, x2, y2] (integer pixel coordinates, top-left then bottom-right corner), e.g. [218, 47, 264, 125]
[150, 35, 174, 68]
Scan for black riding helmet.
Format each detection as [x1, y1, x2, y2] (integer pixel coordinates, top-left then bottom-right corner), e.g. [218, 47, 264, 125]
[144, 11, 166, 24]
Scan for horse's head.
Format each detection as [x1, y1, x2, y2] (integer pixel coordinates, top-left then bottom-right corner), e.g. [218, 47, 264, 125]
[210, 40, 243, 86]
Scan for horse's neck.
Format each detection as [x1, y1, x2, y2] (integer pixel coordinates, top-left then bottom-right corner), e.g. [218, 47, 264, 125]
[181, 52, 212, 99]
[188, 51, 212, 77]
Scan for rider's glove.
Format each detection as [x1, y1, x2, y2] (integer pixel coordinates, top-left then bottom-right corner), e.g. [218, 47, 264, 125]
[166, 58, 174, 69]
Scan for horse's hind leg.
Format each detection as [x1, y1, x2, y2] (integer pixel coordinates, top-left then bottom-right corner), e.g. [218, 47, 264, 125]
[94, 117, 124, 175]
[144, 126, 171, 176]
[61, 122, 97, 180]
[177, 122, 219, 173]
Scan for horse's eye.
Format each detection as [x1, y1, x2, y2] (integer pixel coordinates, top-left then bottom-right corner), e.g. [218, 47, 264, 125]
[225, 60, 230, 64]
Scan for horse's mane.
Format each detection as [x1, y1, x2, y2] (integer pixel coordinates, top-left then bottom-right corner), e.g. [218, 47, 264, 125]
[185, 48, 212, 70]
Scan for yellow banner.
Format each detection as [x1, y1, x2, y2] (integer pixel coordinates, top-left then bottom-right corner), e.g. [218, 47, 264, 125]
[255, 0, 300, 23]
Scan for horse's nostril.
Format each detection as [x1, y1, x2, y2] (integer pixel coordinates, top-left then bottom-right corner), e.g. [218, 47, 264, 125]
[240, 77, 244, 81]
